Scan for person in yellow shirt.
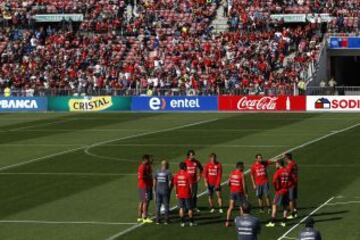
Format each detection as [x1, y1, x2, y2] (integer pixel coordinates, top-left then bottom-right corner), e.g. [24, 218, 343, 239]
[146, 88, 153, 96]
[4, 87, 11, 97]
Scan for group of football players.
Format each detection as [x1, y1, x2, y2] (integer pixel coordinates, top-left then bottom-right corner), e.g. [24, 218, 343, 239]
[136, 150, 322, 239]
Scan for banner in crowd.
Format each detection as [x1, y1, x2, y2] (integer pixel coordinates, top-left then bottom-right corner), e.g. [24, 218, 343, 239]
[307, 96, 360, 112]
[131, 96, 218, 112]
[270, 13, 334, 23]
[270, 14, 307, 23]
[48, 96, 131, 112]
[33, 14, 84, 22]
[0, 97, 47, 112]
[218, 96, 306, 112]
[328, 37, 360, 49]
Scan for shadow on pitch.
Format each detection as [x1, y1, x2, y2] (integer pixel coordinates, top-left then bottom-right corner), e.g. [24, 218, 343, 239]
[284, 210, 348, 226]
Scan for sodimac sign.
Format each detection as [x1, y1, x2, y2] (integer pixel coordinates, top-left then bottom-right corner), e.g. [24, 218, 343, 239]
[218, 96, 306, 112]
[307, 96, 360, 112]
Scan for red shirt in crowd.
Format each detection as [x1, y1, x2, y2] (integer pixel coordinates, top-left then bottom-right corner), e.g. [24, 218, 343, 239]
[229, 169, 245, 194]
[251, 160, 272, 185]
[203, 161, 222, 187]
[173, 170, 192, 199]
[137, 162, 152, 189]
[184, 158, 203, 184]
[272, 167, 292, 195]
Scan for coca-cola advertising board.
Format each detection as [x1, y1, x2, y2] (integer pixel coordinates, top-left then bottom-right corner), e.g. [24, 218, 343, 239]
[218, 96, 306, 112]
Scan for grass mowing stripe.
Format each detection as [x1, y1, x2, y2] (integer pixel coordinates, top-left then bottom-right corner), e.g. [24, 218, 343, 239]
[7, 119, 75, 132]
[0, 118, 218, 172]
[277, 197, 335, 240]
[0, 143, 287, 148]
[0, 172, 136, 176]
[0, 220, 137, 225]
[83, 118, 218, 153]
[106, 121, 360, 240]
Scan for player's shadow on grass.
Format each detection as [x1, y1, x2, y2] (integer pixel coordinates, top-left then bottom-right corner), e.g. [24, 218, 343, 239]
[283, 210, 348, 226]
[312, 217, 343, 223]
[311, 210, 348, 217]
[200, 218, 228, 226]
[168, 210, 224, 225]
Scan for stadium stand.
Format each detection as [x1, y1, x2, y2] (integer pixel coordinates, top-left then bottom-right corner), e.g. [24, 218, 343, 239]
[0, 0, 359, 96]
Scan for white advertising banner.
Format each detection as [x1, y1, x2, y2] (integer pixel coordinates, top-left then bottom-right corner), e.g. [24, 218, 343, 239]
[307, 96, 360, 112]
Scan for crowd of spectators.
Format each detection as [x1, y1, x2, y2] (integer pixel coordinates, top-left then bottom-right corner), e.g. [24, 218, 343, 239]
[0, 0, 359, 96]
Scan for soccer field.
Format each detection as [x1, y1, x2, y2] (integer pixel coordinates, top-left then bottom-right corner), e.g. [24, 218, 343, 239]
[0, 112, 359, 240]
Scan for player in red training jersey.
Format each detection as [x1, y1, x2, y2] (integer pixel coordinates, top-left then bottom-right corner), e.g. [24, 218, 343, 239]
[225, 162, 248, 227]
[203, 153, 223, 213]
[184, 150, 203, 212]
[250, 154, 273, 213]
[285, 153, 298, 218]
[173, 162, 196, 227]
[266, 159, 294, 228]
[137, 154, 153, 223]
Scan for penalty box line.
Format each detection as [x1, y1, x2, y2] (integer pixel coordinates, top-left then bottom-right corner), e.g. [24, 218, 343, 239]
[277, 197, 335, 240]
[106, 121, 360, 240]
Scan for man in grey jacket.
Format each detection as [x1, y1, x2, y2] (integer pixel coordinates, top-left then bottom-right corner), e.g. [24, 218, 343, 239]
[234, 202, 261, 240]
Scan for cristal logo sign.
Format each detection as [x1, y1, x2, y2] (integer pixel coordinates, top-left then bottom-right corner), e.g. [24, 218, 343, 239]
[237, 97, 278, 110]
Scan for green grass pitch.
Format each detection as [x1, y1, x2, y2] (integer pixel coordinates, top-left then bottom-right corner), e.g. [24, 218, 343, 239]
[0, 112, 359, 240]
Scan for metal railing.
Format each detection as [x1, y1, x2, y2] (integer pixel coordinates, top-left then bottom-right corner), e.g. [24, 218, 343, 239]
[307, 86, 360, 95]
[0, 87, 295, 97]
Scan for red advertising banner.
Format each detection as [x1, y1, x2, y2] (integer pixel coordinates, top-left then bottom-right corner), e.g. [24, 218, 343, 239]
[219, 96, 306, 112]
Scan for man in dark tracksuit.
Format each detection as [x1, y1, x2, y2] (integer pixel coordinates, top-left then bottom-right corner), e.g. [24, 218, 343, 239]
[299, 218, 322, 240]
[234, 202, 261, 240]
[154, 160, 172, 224]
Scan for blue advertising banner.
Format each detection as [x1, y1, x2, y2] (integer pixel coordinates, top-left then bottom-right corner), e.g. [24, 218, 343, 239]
[329, 37, 360, 49]
[0, 97, 48, 112]
[131, 96, 218, 112]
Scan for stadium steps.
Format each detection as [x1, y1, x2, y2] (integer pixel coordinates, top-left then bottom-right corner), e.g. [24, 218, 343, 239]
[209, 2, 228, 33]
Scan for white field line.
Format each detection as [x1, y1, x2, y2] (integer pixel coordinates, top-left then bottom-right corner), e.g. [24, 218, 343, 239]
[1, 164, 358, 178]
[335, 195, 360, 199]
[105, 121, 360, 240]
[326, 201, 360, 206]
[0, 119, 218, 172]
[0, 172, 136, 177]
[0, 220, 136, 225]
[297, 164, 360, 168]
[277, 197, 335, 240]
[0, 143, 287, 148]
[0, 128, 333, 137]
[85, 148, 360, 169]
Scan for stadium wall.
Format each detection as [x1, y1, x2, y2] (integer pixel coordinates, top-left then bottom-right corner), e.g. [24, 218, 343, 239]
[1, 96, 360, 112]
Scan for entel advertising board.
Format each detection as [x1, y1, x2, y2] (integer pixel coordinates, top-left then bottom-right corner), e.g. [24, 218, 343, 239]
[307, 96, 360, 112]
[219, 96, 306, 112]
[131, 96, 218, 112]
[0, 97, 47, 112]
